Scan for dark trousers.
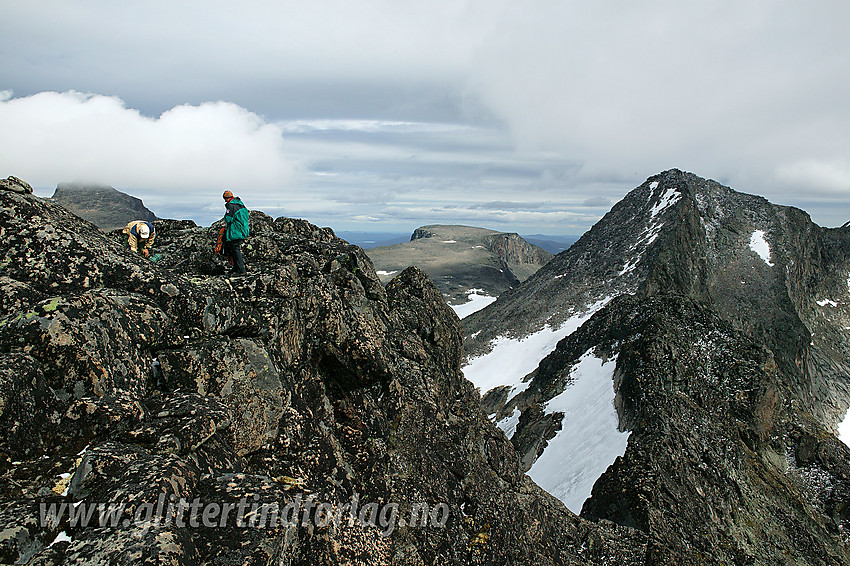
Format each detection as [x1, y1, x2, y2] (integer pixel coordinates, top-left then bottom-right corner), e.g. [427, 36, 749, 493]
[224, 239, 246, 273]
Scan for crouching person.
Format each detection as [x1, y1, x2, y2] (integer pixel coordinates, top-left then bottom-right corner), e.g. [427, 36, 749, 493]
[123, 220, 155, 257]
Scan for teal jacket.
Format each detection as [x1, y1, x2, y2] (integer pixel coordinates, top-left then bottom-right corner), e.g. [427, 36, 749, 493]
[224, 197, 250, 241]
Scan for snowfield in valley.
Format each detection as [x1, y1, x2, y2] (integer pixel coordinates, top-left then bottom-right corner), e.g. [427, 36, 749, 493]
[450, 289, 497, 319]
[462, 297, 628, 511]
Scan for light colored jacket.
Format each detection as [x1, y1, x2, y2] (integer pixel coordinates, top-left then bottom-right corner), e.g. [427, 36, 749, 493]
[123, 220, 155, 253]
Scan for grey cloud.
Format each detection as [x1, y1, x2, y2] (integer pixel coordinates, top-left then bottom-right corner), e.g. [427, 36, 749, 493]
[2, 1, 848, 232]
[582, 197, 611, 208]
[331, 190, 397, 205]
[472, 201, 553, 210]
[469, 2, 850, 206]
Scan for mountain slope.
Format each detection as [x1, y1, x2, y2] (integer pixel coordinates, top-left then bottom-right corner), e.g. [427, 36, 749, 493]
[466, 169, 850, 423]
[464, 169, 850, 563]
[0, 183, 649, 565]
[50, 182, 157, 231]
[366, 224, 552, 308]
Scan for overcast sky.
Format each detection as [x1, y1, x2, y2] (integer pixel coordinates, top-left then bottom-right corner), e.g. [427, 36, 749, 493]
[1, 1, 848, 233]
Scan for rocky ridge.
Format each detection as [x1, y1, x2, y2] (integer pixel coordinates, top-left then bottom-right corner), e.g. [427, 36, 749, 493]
[0, 181, 647, 564]
[465, 170, 850, 564]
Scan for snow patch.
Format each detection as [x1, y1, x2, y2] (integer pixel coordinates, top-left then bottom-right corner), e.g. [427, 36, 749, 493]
[649, 181, 659, 190]
[650, 188, 681, 219]
[840, 409, 850, 449]
[450, 289, 497, 319]
[58, 472, 72, 497]
[442, 240, 457, 243]
[496, 408, 522, 438]
[462, 297, 613, 396]
[627, 187, 680, 255]
[816, 299, 838, 307]
[376, 270, 398, 276]
[49, 531, 72, 547]
[749, 230, 774, 266]
[527, 351, 628, 513]
[618, 257, 639, 276]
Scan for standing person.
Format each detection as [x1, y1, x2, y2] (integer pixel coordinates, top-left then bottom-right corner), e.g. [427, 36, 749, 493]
[123, 220, 155, 257]
[222, 190, 249, 275]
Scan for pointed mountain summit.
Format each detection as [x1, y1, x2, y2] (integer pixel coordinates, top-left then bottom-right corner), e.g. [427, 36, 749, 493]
[463, 169, 850, 563]
[467, 169, 850, 421]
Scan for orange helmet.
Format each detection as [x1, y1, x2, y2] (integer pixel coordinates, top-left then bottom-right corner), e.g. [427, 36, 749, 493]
[222, 190, 234, 201]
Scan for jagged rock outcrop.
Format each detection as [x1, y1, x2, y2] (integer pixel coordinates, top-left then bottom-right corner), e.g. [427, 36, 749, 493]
[0, 176, 33, 194]
[464, 170, 850, 564]
[50, 182, 157, 231]
[369, 225, 552, 304]
[0, 187, 648, 564]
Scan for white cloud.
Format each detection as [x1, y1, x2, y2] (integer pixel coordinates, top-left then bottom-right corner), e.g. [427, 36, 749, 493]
[0, 90, 602, 231]
[0, 91, 294, 193]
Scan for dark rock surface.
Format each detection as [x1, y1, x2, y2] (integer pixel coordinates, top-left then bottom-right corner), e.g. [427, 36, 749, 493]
[50, 182, 158, 232]
[0, 176, 33, 195]
[367, 225, 552, 304]
[0, 188, 648, 564]
[466, 170, 850, 564]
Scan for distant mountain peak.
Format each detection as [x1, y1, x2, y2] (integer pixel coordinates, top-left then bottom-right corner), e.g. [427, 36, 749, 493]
[465, 167, 850, 436]
[367, 224, 552, 306]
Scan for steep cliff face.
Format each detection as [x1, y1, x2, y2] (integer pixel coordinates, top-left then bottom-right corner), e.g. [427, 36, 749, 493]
[464, 170, 850, 564]
[50, 182, 157, 232]
[0, 185, 647, 564]
[484, 232, 553, 282]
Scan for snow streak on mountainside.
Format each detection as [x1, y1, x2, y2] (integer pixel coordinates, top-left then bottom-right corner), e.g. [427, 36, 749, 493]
[749, 229, 774, 266]
[526, 351, 627, 513]
[462, 297, 611, 395]
[462, 174, 695, 359]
